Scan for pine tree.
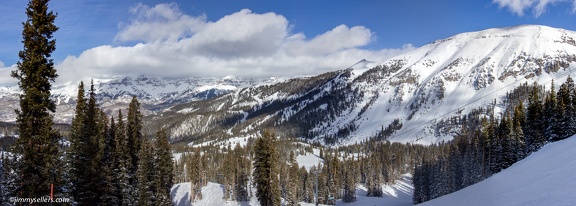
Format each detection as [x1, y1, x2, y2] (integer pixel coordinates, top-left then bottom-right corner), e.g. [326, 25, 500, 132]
[137, 138, 156, 206]
[544, 80, 558, 140]
[558, 76, 575, 139]
[253, 130, 281, 206]
[342, 157, 356, 203]
[234, 145, 249, 202]
[101, 115, 120, 205]
[0, 154, 16, 206]
[114, 110, 133, 206]
[513, 101, 526, 159]
[68, 81, 103, 204]
[189, 148, 203, 202]
[67, 81, 86, 204]
[154, 128, 174, 206]
[525, 82, 545, 153]
[286, 151, 299, 206]
[127, 96, 144, 193]
[10, 0, 62, 198]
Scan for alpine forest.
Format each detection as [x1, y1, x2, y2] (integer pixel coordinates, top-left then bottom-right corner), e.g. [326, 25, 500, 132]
[2, 0, 576, 206]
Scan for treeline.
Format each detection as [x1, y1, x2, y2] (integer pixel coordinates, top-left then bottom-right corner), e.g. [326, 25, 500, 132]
[413, 77, 576, 204]
[0, 81, 174, 205]
[174, 130, 426, 205]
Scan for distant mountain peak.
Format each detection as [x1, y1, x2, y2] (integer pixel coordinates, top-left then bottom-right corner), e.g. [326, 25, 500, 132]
[146, 25, 576, 145]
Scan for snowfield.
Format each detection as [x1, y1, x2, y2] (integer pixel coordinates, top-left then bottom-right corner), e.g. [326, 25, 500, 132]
[171, 174, 413, 206]
[419, 135, 576, 206]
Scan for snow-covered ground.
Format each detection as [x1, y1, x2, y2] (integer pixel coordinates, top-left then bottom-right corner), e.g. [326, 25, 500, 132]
[419, 135, 576, 206]
[295, 148, 323, 170]
[171, 174, 413, 206]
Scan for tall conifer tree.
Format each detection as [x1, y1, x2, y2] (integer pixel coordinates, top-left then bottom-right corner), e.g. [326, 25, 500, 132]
[154, 128, 174, 205]
[253, 130, 281, 206]
[127, 96, 144, 190]
[10, 0, 62, 198]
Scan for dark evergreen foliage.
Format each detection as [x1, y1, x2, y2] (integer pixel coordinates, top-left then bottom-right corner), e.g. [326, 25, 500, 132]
[253, 130, 281, 206]
[10, 0, 63, 199]
[413, 78, 576, 204]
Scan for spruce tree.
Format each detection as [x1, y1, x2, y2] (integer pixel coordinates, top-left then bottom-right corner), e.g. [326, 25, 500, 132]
[10, 0, 62, 198]
[154, 128, 174, 205]
[525, 82, 544, 153]
[127, 96, 144, 191]
[342, 157, 356, 203]
[558, 77, 575, 139]
[253, 130, 281, 206]
[286, 151, 299, 206]
[101, 116, 120, 205]
[189, 148, 203, 202]
[68, 81, 103, 204]
[137, 138, 156, 206]
[115, 110, 133, 206]
[234, 145, 249, 202]
[0, 154, 16, 206]
[67, 81, 85, 203]
[544, 81, 558, 140]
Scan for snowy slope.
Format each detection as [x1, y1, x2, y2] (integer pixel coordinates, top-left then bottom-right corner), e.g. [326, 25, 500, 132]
[419, 135, 576, 206]
[345, 25, 576, 144]
[153, 25, 576, 145]
[170, 174, 413, 206]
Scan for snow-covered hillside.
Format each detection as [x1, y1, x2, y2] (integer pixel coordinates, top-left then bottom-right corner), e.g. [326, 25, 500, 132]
[170, 174, 413, 206]
[150, 25, 576, 145]
[419, 135, 576, 206]
[346, 25, 576, 144]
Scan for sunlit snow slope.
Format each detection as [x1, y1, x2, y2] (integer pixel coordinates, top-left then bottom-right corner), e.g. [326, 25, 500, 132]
[155, 25, 576, 145]
[348, 25, 576, 144]
[419, 135, 576, 206]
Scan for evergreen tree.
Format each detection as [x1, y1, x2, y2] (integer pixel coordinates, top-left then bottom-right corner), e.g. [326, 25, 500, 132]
[127, 96, 144, 192]
[101, 115, 120, 205]
[234, 145, 249, 202]
[10, 0, 62, 198]
[558, 76, 575, 139]
[154, 128, 174, 205]
[513, 101, 526, 159]
[137, 138, 156, 206]
[342, 157, 356, 203]
[67, 81, 86, 204]
[525, 82, 545, 153]
[68, 81, 103, 204]
[286, 151, 299, 206]
[189, 148, 203, 202]
[0, 154, 16, 206]
[544, 81, 558, 140]
[253, 130, 281, 206]
[114, 110, 133, 206]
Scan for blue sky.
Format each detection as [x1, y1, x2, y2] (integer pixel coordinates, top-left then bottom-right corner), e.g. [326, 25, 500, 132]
[1, 0, 575, 84]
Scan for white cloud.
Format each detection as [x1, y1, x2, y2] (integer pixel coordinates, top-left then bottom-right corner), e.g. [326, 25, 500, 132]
[55, 3, 413, 85]
[115, 3, 206, 43]
[493, 0, 575, 16]
[0, 64, 18, 86]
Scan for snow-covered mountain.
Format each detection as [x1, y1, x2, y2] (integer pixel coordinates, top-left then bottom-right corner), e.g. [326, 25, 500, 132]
[148, 25, 576, 144]
[0, 75, 283, 123]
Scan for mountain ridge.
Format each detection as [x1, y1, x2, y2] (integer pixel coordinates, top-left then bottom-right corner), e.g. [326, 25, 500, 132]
[1, 25, 575, 145]
[145, 25, 576, 145]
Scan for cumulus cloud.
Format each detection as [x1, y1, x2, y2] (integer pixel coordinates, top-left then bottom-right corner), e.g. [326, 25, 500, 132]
[114, 3, 206, 43]
[493, 0, 576, 16]
[0, 64, 18, 86]
[55, 3, 413, 85]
